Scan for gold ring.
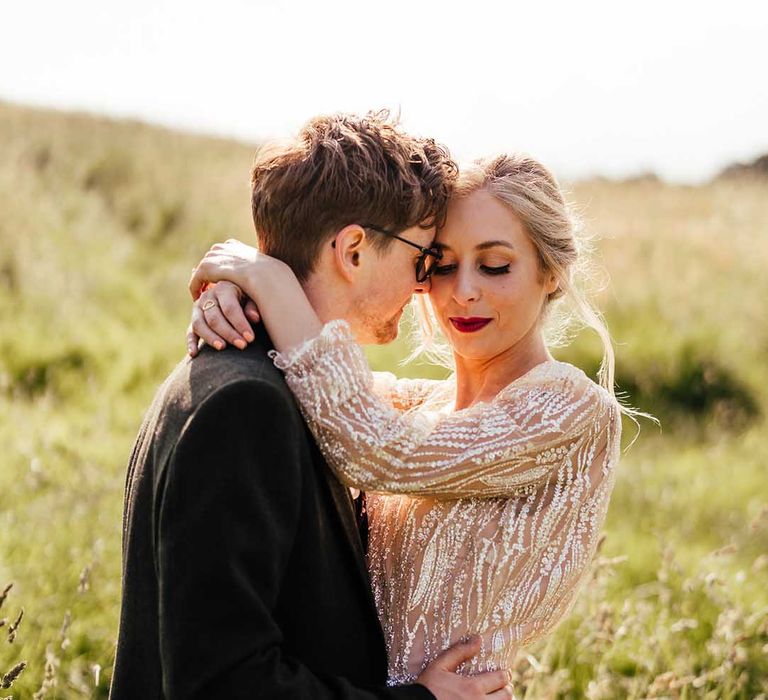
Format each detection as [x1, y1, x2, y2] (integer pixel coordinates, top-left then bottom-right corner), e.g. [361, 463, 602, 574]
[202, 299, 217, 311]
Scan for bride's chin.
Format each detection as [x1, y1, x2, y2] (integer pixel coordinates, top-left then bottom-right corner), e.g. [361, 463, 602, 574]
[450, 340, 494, 361]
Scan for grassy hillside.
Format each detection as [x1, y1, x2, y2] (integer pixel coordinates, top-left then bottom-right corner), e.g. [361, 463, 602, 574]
[0, 101, 766, 698]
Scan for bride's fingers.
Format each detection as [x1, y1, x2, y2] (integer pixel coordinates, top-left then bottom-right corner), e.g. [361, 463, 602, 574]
[215, 283, 255, 344]
[189, 264, 207, 300]
[243, 298, 260, 323]
[191, 292, 227, 351]
[190, 310, 225, 352]
[189, 256, 224, 299]
[186, 322, 202, 358]
[201, 301, 246, 350]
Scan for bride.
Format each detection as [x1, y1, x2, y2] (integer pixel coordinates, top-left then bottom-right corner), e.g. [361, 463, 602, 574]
[187, 154, 626, 686]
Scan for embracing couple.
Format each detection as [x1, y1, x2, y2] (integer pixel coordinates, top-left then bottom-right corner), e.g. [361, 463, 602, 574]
[109, 111, 624, 699]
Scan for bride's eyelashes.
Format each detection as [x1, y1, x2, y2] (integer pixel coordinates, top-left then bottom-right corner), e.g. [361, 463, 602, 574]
[432, 263, 457, 276]
[480, 264, 510, 275]
[431, 262, 512, 276]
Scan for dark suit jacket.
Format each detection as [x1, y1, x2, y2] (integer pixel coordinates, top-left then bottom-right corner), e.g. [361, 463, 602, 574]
[109, 331, 433, 699]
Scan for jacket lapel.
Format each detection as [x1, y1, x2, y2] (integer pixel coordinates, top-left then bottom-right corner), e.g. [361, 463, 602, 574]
[256, 322, 386, 652]
[312, 442, 384, 634]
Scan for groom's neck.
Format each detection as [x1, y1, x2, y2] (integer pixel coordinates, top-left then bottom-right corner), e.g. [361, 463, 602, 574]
[301, 271, 356, 332]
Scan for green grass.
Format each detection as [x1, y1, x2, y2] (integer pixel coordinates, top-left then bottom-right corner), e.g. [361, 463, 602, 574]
[0, 100, 766, 698]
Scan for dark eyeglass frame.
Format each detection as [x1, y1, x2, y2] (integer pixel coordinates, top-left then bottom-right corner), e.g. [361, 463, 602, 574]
[332, 223, 443, 283]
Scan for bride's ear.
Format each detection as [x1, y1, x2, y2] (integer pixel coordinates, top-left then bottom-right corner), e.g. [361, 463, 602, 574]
[543, 269, 559, 297]
[331, 225, 367, 282]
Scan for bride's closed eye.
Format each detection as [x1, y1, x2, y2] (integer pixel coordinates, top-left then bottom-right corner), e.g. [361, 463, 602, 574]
[432, 262, 511, 276]
[479, 264, 510, 275]
[432, 263, 457, 276]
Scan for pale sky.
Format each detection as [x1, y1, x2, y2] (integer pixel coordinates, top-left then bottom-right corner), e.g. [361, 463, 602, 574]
[3, 0, 767, 182]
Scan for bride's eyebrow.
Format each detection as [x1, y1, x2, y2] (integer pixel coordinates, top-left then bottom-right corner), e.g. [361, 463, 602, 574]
[475, 240, 515, 251]
[432, 240, 515, 253]
[432, 240, 515, 252]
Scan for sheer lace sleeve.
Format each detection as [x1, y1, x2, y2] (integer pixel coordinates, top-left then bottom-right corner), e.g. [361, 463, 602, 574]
[372, 372, 442, 412]
[270, 320, 621, 499]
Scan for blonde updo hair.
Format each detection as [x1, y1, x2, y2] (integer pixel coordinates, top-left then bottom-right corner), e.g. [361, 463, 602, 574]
[414, 153, 627, 409]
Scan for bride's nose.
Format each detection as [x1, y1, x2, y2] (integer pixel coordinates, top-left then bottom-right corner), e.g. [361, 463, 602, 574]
[452, 268, 480, 305]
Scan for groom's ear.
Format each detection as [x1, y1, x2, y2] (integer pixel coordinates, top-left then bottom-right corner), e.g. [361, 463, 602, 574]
[331, 225, 368, 282]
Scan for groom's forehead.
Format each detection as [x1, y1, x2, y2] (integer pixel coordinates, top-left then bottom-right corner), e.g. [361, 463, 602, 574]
[404, 226, 437, 246]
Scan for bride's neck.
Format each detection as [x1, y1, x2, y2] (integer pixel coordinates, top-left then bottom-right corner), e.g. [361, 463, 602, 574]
[452, 329, 551, 410]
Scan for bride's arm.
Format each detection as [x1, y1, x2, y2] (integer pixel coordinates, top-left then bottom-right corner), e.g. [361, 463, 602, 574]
[188, 241, 621, 500]
[372, 373, 442, 412]
[272, 320, 622, 500]
[187, 242, 442, 414]
[187, 280, 440, 413]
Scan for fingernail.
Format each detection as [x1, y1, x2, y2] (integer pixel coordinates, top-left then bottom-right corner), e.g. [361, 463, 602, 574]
[214, 341, 224, 350]
[244, 331, 254, 342]
[234, 339, 246, 350]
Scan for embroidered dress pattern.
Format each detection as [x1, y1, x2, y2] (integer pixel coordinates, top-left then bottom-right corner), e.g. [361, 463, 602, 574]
[271, 320, 622, 684]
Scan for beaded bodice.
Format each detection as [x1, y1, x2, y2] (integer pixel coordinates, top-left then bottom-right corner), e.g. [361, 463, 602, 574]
[271, 321, 622, 683]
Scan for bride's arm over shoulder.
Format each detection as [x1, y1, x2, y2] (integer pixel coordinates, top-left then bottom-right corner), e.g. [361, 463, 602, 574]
[272, 320, 622, 499]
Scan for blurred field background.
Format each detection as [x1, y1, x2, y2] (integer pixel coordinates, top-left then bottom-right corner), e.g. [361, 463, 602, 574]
[0, 100, 766, 698]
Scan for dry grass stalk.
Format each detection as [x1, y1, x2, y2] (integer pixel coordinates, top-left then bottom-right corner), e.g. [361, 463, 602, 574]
[6, 610, 23, 644]
[1, 662, 26, 689]
[32, 646, 58, 700]
[0, 585, 11, 613]
[77, 566, 91, 594]
[59, 611, 71, 650]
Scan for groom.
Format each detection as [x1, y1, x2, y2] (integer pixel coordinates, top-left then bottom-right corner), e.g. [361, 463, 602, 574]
[110, 112, 509, 699]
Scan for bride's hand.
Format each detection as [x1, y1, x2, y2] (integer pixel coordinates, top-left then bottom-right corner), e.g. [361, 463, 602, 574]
[186, 281, 261, 357]
[187, 238, 317, 358]
[188, 239, 262, 300]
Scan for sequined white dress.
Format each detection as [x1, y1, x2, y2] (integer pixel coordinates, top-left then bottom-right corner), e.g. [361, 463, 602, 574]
[270, 320, 622, 685]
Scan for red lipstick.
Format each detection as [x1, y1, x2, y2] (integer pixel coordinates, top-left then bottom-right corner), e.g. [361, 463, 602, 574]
[449, 317, 492, 333]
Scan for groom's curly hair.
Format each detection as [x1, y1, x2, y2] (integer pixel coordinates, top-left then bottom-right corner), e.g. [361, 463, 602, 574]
[250, 110, 458, 281]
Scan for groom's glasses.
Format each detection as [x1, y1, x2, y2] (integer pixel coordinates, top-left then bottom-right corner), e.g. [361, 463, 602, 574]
[364, 224, 443, 283]
[336, 224, 442, 283]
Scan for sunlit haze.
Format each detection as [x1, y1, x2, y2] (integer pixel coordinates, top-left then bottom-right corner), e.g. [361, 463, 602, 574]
[3, 0, 767, 182]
